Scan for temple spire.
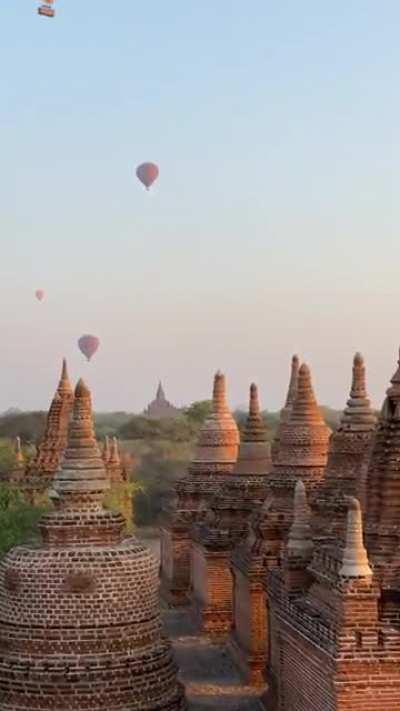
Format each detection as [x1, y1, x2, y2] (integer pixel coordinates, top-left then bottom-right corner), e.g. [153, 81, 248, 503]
[109, 436, 121, 465]
[234, 383, 272, 474]
[340, 353, 376, 430]
[53, 379, 109, 508]
[57, 358, 72, 395]
[156, 381, 166, 401]
[386, 347, 400, 401]
[212, 370, 229, 414]
[285, 354, 300, 408]
[289, 363, 325, 426]
[339, 497, 372, 579]
[14, 436, 24, 465]
[287, 480, 313, 558]
[102, 435, 111, 463]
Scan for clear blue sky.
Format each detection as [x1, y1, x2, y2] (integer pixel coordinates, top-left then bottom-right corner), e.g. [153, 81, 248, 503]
[1, 1, 400, 412]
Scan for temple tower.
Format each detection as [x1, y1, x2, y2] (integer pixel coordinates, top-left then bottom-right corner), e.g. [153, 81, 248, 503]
[24, 359, 74, 502]
[231, 363, 331, 685]
[365, 348, 400, 599]
[143, 381, 181, 418]
[313, 352, 377, 538]
[191, 384, 272, 636]
[0, 379, 186, 710]
[264, 495, 396, 711]
[160, 371, 239, 604]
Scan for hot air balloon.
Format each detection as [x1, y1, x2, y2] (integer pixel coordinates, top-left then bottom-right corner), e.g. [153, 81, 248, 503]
[136, 162, 159, 191]
[35, 289, 45, 302]
[78, 334, 100, 362]
[38, 0, 55, 17]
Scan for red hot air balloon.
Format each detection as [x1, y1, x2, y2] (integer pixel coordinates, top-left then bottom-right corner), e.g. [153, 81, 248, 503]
[78, 334, 100, 362]
[35, 289, 45, 302]
[136, 162, 159, 190]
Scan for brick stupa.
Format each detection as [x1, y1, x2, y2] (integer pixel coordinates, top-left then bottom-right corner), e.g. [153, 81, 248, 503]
[160, 371, 239, 604]
[191, 384, 272, 635]
[230, 363, 331, 685]
[0, 379, 186, 710]
[313, 352, 377, 539]
[24, 358, 74, 502]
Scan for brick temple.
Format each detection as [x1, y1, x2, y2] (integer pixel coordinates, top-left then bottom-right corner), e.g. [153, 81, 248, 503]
[160, 371, 239, 604]
[263, 349, 400, 711]
[191, 383, 272, 636]
[143, 381, 181, 419]
[0, 379, 186, 710]
[229, 361, 331, 685]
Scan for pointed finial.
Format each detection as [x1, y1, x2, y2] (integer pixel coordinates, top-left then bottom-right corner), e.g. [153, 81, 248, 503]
[58, 358, 73, 394]
[102, 435, 111, 463]
[109, 436, 121, 465]
[340, 353, 376, 430]
[289, 363, 325, 425]
[53, 378, 109, 504]
[75, 378, 90, 398]
[287, 480, 313, 558]
[156, 381, 166, 400]
[212, 371, 228, 414]
[339, 497, 372, 579]
[241, 383, 267, 443]
[284, 354, 300, 408]
[386, 347, 400, 400]
[249, 383, 260, 416]
[14, 436, 24, 464]
[350, 353, 366, 398]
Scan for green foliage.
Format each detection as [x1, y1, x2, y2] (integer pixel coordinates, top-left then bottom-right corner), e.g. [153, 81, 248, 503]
[0, 412, 47, 444]
[118, 415, 199, 443]
[104, 481, 141, 532]
[184, 400, 212, 423]
[0, 441, 16, 478]
[94, 412, 133, 439]
[0, 483, 45, 555]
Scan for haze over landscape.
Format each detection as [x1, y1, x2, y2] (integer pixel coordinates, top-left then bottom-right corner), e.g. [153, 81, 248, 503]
[1, 1, 400, 411]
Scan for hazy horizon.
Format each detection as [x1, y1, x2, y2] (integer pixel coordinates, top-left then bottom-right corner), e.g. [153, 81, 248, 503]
[2, 2, 400, 412]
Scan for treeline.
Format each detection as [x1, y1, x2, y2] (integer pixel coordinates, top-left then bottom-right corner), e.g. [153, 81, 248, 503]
[0, 402, 344, 529]
[0, 401, 342, 444]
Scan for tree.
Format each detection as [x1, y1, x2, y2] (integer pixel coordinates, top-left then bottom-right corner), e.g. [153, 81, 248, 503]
[184, 400, 212, 424]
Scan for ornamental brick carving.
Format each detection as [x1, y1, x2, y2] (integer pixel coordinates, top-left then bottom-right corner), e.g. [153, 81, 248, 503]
[0, 378, 186, 711]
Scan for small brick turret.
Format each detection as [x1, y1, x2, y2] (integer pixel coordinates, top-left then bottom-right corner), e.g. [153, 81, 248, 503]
[160, 371, 239, 604]
[313, 353, 377, 539]
[191, 384, 272, 636]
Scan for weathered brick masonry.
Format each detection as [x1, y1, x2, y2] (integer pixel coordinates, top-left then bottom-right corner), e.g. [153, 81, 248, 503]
[0, 379, 186, 710]
[231, 362, 330, 684]
[191, 383, 272, 637]
[264, 349, 400, 711]
[160, 371, 239, 604]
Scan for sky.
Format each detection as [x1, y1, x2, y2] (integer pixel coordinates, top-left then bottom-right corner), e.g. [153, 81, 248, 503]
[1, 1, 400, 413]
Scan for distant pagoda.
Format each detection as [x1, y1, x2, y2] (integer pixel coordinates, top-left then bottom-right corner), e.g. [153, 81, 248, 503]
[0, 379, 186, 710]
[143, 382, 181, 419]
